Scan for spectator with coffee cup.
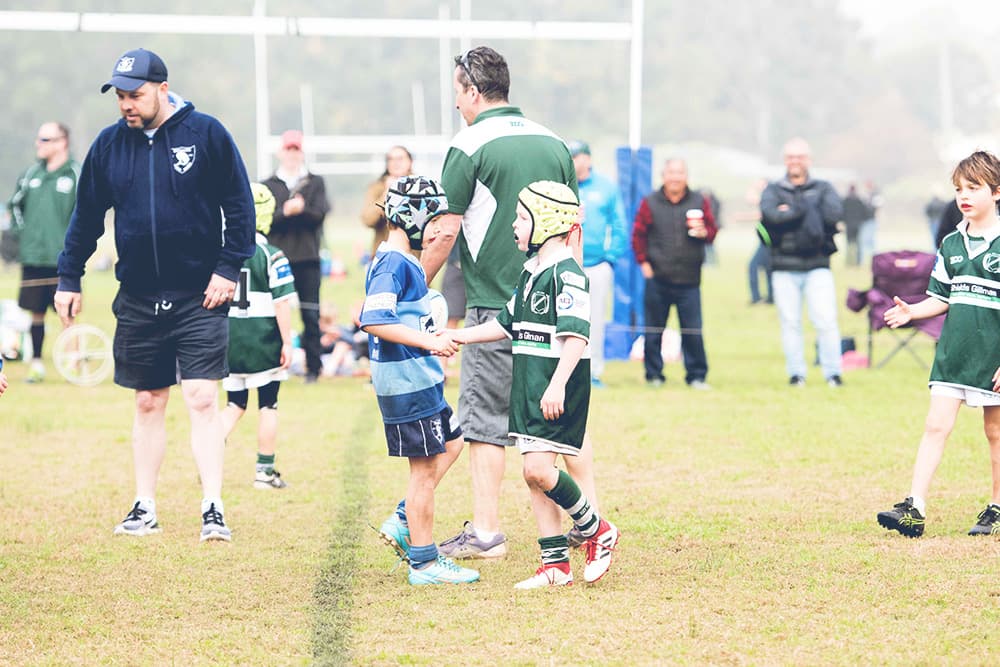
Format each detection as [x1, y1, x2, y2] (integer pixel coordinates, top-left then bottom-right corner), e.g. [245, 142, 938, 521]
[632, 158, 717, 390]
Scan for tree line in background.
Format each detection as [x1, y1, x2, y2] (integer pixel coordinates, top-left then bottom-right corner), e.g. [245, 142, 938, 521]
[1, 0, 995, 206]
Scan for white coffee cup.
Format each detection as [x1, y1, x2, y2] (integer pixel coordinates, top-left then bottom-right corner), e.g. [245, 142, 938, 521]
[686, 208, 705, 236]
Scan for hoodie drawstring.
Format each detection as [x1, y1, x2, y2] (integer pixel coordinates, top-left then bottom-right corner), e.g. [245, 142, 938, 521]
[163, 125, 180, 198]
[125, 132, 135, 189]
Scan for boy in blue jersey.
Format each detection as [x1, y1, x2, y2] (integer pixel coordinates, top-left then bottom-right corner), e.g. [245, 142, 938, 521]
[360, 176, 479, 585]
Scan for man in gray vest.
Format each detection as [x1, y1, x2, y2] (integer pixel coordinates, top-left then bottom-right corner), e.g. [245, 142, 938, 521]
[632, 158, 717, 390]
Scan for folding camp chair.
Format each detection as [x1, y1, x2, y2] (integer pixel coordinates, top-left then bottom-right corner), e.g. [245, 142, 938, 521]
[846, 250, 944, 369]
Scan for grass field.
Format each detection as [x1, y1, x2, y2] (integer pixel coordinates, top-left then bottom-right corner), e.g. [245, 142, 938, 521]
[2, 225, 998, 665]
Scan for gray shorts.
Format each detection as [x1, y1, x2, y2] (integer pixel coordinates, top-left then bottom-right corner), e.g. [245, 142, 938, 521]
[459, 307, 513, 446]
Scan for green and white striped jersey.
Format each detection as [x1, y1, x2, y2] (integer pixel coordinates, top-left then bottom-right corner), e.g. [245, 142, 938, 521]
[497, 247, 591, 452]
[927, 222, 1000, 393]
[227, 233, 296, 376]
[441, 106, 577, 309]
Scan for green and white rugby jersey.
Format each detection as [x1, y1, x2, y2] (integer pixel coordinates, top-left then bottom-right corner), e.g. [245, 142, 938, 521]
[227, 233, 296, 376]
[927, 223, 1000, 392]
[441, 106, 578, 309]
[497, 247, 591, 453]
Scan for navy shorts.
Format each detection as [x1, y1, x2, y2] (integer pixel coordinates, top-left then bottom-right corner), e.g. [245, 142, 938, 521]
[112, 290, 229, 390]
[384, 405, 462, 458]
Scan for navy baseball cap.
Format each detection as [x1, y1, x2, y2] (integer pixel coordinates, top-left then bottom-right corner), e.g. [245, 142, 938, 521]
[101, 49, 168, 94]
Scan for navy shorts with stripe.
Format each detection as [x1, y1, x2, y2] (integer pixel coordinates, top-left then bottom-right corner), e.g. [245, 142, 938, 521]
[112, 290, 229, 390]
[384, 405, 462, 458]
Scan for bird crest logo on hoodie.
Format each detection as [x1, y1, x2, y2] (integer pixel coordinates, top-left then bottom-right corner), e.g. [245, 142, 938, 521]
[171, 145, 196, 174]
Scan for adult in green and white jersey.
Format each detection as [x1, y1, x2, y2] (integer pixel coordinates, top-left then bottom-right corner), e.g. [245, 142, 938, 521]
[221, 183, 296, 490]
[877, 151, 1000, 539]
[7, 122, 80, 383]
[421, 46, 596, 559]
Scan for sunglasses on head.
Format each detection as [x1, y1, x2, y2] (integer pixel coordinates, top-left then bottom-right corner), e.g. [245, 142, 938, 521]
[459, 50, 479, 90]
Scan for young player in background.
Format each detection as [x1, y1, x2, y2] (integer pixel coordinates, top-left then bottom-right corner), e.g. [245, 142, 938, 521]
[221, 183, 296, 489]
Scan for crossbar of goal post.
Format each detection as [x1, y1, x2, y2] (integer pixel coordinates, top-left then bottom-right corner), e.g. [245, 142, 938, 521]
[0, 5, 643, 172]
[1, 6, 648, 354]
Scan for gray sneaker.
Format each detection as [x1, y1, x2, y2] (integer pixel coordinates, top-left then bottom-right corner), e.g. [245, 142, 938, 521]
[565, 526, 585, 549]
[113, 501, 162, 537]
[438, 521, 507, 559]
[200, 503, 232, 542]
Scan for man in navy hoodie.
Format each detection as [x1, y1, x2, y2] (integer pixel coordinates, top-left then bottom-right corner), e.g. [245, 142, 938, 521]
[55, 49, 255, 543]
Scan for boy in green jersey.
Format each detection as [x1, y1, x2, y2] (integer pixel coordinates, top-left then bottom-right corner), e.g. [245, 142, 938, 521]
[451, 180, 619, 588]
[878, 151, 1000, 537]
[221, 183, 296, 489]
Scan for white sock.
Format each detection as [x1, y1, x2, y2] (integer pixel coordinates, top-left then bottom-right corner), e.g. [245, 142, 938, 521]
[201, 497, 224, 515]
[135, 496, 156, 514]
[473, 526, 497, 541]
[910, 496, 926, 516]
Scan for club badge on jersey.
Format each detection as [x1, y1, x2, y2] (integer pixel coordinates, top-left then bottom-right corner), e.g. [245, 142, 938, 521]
[171, 145, 196, 174]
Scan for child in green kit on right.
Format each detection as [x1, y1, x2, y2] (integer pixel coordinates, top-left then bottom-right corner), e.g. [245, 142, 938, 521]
[878, 151, 1000, 538]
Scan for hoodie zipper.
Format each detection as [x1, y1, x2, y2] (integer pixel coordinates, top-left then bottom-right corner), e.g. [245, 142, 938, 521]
[147, 136, 161, 282]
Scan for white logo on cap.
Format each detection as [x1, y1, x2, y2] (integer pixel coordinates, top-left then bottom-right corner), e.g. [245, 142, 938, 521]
[116, 56, 135, 73]
[171, 145, 196, 174]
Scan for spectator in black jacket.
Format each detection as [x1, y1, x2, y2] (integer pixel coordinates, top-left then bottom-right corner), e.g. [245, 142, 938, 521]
[263, 130, 331, 383]
[924, 191, 948, 249]
[934, 199, 963, 250]
[842, 183, 870, 266]
[760, 138, 844, 388]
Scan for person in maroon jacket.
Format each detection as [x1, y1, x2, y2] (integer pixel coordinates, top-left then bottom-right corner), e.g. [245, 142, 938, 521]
[632, 158, 718, 389]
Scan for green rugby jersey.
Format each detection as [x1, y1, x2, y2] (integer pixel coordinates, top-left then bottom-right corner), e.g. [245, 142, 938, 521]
[497, 247, 591, 452]
[441, 106, 578, 309]
[227, 233, 296, 375]
[9, 159, 80, 267]
[927, 223, 1000, 392]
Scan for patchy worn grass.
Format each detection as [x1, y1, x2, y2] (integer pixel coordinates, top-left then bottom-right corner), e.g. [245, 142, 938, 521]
[2, 229, 999, 665]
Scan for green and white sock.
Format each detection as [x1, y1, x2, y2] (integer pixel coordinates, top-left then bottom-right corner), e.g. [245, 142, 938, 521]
[538, 535, 569, 566]
[544, 469, 601, 537]
[256, 453, 275, 473]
